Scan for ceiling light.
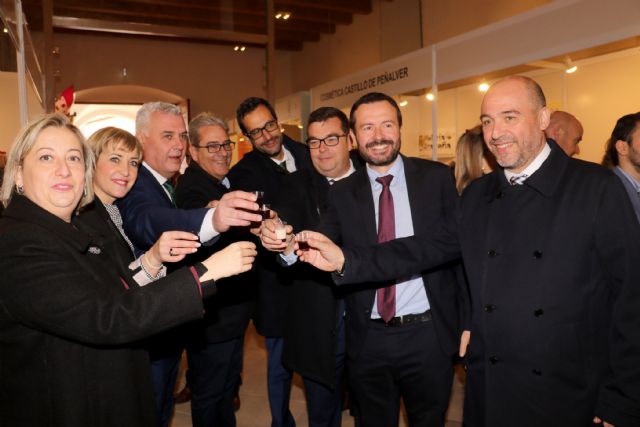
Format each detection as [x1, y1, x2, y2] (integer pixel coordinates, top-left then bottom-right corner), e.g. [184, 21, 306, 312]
[564, 57, 577, 74]
[275, 11, 292, 20]
[240, 46, 246, 52]
[234, 46, 239, 51]
[425, 93, 434, 101]
[3, 28, 7, 33]
[478, 83, 489, 92]
[399, 100, 408, 107]
[234, 45, 246, 52]
[297, 124, 303, 129]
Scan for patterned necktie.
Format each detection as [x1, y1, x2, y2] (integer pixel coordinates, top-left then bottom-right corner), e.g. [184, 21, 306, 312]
[376, 175, 395, 322]
[162, 180, 177, 206]
[509, 174, 528, 186]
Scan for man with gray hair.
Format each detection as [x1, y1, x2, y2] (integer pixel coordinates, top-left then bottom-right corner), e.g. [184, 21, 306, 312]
[118, 102, 260, 427]
[174, 112, 254, 427]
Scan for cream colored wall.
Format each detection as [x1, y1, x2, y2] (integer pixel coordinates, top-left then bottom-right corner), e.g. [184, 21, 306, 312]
[289, 0, 423, 93]
[52, 33, 268, 119]
[421, 0, 551, 45]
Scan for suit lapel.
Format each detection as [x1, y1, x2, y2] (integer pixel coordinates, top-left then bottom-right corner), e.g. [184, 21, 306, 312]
[403, 157, 426, 235]
[352, 169, 378, 245]
[140, 166, 174, 207]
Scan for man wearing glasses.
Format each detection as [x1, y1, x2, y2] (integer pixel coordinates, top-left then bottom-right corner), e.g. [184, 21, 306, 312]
[174, 112, 254, 427]
[260, 106, 362, 427]
[228, 97, 312, 427]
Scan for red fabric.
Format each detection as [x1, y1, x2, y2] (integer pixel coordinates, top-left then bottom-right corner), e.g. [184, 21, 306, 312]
[375, 175, 395, 322]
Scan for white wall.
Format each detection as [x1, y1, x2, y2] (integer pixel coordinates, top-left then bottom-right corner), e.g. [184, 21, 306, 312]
[0, 71, 44, 153]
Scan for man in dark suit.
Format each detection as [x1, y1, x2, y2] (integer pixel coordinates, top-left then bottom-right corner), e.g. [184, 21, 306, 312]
[174, 112, 255, 427]
[118, 102, 260, 427]
[297, 77, 640, 427]
[227, 97, 312, 427]
[261, 107, 362, 427]
[302, 93, 466, 427]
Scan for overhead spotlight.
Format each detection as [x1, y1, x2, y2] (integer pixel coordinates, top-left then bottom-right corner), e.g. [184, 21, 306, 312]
[478, 82, 490, 92]
[3, 28, 8, 33]
[399, 100, 408, 107]
[425, 93, 435, 101]
[564, 57, 577, 74]
[240, 46, 246, 52]
[297, 124, 303, 129]
[234, 46, 239, 51]
[275, 11, 292, 20]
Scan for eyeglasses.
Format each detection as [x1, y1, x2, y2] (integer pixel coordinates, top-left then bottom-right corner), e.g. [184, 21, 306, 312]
[246, 120, 279, 140]
[193, 140, 235, 153]
[306, 134, 346, 149]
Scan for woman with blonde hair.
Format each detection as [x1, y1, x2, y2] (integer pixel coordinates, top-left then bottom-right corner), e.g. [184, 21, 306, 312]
[0, 114, 256, 426]
[454, 125, 496, 194]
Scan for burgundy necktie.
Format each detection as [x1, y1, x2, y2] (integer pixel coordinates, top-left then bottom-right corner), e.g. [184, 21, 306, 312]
[376, 175, 395, 322]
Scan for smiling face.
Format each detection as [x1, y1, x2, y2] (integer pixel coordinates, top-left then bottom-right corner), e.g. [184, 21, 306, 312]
[139, 111, 188, 179]
[93, 142, 140, 204]
[15, 127, 85, 222]
[241, 105, 283, 159]
[308, 117, 352, 178]
[480, 78, 550, 173]
[351, 100, 401, 174]
[189, 124, 232, 181]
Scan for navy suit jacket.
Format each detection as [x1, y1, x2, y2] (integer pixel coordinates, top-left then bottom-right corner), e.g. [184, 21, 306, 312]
[117, 165, 209, 255]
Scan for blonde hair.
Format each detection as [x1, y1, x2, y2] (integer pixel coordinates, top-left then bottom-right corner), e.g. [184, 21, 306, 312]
[454, 125, 490, 194]
[86, 126, 142, 159]
[1, 114, 95, 209]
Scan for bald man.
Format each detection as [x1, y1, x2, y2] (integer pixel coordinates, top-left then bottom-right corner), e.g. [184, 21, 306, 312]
[544, 110, 583, 156]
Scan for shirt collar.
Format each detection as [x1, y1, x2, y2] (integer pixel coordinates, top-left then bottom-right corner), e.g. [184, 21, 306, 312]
[365, 155, 404, 185]
[270, 146, 294, 171]
[326, 160, 356, 183]
[504, 142, 551, 182]
[143, 161, 169, 185]
[616, 166, 640, 193]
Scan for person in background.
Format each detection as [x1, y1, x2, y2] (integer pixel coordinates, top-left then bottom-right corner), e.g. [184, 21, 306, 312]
[454, 125, 497, 194]
[0, 114, 256, 427]
[601, 111, 640, 222]
[544, 110, 583, 157]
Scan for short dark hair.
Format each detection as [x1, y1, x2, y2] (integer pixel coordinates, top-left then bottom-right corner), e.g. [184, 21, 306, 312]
[602, 112, 640, 167]
[307, 107, 349, 134]
[236, 97, 278, 135]
[349, 92, 402, 131]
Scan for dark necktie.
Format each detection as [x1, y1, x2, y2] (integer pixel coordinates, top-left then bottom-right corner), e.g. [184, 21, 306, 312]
[278, 160, 288, 173]
[162, 180, 177, 207]
[328, 179, 336, 185]
[376, 175, 395, 322]
[509, 174, 528, 186]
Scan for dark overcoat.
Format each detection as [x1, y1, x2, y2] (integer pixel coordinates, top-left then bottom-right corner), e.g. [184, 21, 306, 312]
[0, 195, 207, 427]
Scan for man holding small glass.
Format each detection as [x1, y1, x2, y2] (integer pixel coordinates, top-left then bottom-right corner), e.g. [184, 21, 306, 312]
[228, 97, 312, 427]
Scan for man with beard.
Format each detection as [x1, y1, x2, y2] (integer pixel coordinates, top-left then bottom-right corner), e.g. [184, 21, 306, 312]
[602, 112, 640, 222]
[296, 78, 640, 427]
[312, 92, 467, 427]
[227, 97, 312, 427]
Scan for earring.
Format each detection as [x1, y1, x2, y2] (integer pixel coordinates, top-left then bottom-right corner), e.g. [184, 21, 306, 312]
[16, 185, 24, 195]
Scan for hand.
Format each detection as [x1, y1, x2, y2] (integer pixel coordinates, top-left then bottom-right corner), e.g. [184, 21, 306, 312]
[260, 218, 293, 253]
[212, 191, 261, 232]
[295, 230, 345, 272]
[200, 241, 257, 281]
[206, 199, 220, 209]
[249, 209, 278, 237]
[459, 330, 471, 357]
[593, 417, 614, 426]
[147, 231, 201, 265]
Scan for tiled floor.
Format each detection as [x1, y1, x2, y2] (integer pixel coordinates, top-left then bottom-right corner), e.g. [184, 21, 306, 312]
[172, 323, 465, 427]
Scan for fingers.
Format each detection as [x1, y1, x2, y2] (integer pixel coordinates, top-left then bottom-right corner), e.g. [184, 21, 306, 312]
[459, 330, 471, 357]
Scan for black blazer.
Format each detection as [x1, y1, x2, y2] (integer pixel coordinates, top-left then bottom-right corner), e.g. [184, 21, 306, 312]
[273, 152, 363, 388]
[335, 142, 640, 427]
[227, 134, 312, 336]
[175, 160, 255, 343]
[318, 155, 466, 360]
[0, 196, 206, 427]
